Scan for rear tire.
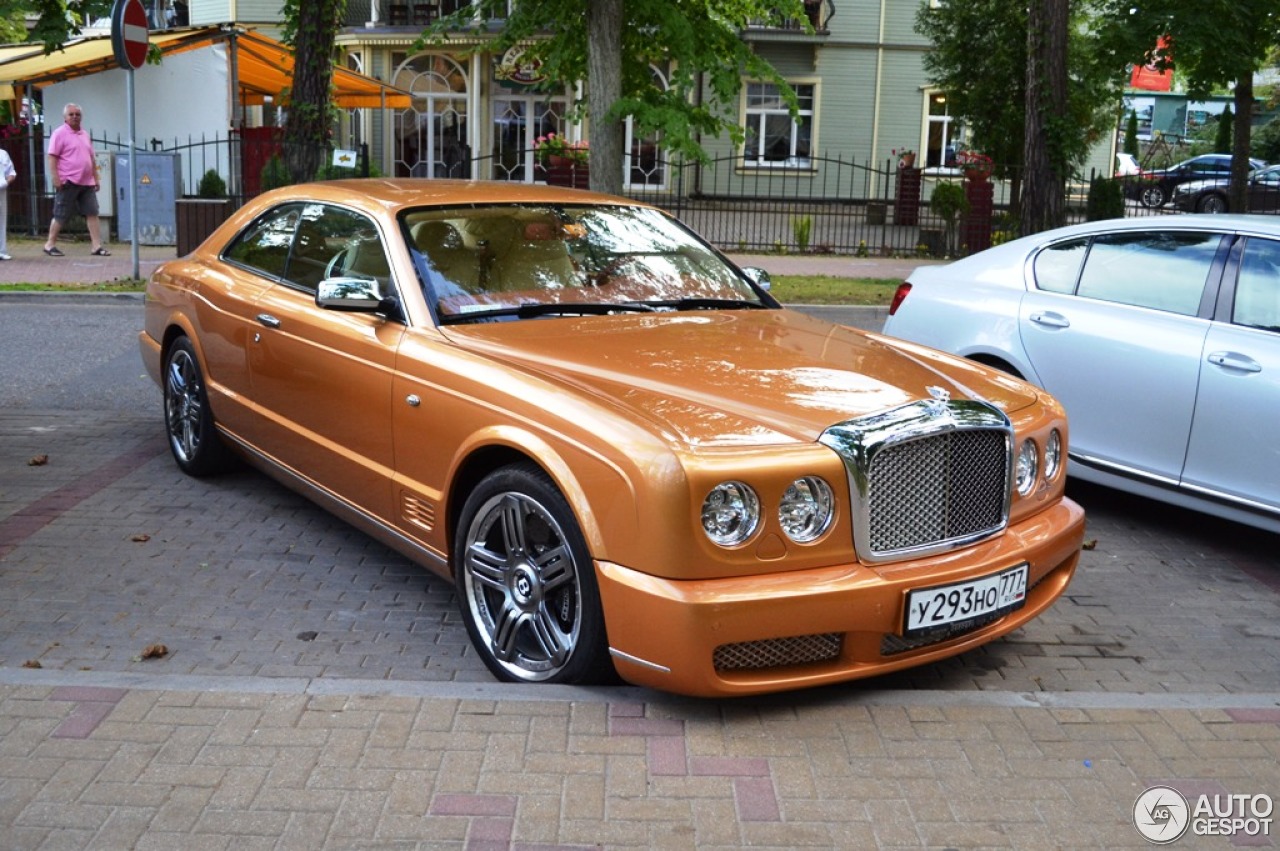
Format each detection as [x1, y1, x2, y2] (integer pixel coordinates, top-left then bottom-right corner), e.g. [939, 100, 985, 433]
[454, 463, 614, 685]
[163, 337, 233, 476]
[1140, 185, 1167, 208]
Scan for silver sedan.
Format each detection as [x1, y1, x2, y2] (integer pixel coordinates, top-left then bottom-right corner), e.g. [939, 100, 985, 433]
[882, 214, 1280, 534]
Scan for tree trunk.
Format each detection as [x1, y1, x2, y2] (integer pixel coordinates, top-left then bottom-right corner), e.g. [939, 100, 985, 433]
[1020, 0, 1069, 237]
[283, 0, 344, 185]
[587, 0, 624, 195]
[1230, 77, 1253, 213]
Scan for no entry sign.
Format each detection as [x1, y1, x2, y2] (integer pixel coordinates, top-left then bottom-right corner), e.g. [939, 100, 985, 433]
[111, 0, 149, 71]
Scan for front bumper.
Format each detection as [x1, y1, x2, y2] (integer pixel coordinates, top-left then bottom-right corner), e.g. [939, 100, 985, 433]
[597, 497, 1085, 697]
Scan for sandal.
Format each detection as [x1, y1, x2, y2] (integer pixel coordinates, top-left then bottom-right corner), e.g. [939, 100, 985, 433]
[91, 247, 111, 256]
[43, 246, 64, 257]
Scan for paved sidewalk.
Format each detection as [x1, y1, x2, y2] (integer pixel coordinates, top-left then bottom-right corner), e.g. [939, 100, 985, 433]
[4, 240, 1278, 850]
[0, 237, 173, 285]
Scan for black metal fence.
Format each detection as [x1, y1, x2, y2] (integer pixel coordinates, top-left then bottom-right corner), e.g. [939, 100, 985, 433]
[3, 129, 1265, 257]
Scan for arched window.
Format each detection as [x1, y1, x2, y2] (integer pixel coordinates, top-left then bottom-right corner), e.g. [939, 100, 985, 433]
[624, 66, 669, 189]
[392, 54, 470, 179]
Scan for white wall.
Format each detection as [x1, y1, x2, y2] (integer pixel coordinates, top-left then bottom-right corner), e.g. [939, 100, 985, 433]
[45, 44, 232, 194]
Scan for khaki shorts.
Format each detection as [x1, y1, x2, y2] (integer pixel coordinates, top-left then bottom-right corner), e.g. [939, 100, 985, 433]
[52, 182, 99, 222]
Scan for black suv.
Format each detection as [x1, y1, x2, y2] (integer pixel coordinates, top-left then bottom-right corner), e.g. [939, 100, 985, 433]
[1131, 154, 1265, 208]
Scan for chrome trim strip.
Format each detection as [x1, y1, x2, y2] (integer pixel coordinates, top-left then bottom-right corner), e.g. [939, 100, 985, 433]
[1070, 451, 1279, 516]
[609, 648, 671, 674]
[218, 429, 450, 576]
[821, 399, 1013, 565]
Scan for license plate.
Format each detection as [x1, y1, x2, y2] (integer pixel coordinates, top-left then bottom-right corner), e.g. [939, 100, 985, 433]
[904, 563, 1029, 638]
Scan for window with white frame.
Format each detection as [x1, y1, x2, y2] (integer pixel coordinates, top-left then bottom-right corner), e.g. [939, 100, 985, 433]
[925, 92, 966, 169]
[743, 82, 814, 168]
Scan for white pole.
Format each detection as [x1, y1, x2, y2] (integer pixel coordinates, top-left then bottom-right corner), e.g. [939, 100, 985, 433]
[127, 66, 139, 279]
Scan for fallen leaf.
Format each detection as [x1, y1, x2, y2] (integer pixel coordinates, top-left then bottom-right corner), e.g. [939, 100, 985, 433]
[1082, 539, 1098, 551]
[28, 454, 48, 466]
[22, 660, 42, 669]
[138, 643, 168, 660]
[130, 534, 151, 543]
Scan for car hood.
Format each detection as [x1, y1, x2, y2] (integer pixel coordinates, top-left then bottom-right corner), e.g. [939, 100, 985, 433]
[444, 309, 1039, 447]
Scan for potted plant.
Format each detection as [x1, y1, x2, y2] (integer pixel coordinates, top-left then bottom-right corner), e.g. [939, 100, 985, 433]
[956, 149, 993, 182]
[535, 132, 588, 167]
[893, 147, 917, 170]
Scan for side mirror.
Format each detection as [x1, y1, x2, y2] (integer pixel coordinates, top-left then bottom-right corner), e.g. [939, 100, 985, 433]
[316, 277, 385, 312]
[741, 266, 772, 292]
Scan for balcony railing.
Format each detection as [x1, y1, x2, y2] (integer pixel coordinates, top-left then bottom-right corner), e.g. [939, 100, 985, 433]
[747, 1, 831, 33]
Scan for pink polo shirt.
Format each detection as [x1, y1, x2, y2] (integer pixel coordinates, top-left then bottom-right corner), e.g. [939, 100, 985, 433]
[48, 123, 96, 185]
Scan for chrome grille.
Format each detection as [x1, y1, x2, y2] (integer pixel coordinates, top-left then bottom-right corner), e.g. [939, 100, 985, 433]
[867, 430, 1008, 554]
[714, 633, 843, 671]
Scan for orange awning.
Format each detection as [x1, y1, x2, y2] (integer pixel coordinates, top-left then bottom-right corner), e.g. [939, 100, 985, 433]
[0, 26, 412, 109]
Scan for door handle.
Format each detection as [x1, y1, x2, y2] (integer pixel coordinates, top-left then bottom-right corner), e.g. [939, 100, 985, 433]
[1206, 351, 1262, 373]
[256, 313, 281, 328]
[1029, 311, 1070, 329]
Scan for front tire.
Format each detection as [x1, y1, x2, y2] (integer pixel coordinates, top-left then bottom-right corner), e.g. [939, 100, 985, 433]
[454, 463, 613, 685]
[163, 337, 233, 476]
[1140, 184, 1167, 208]
[1198, 193, 1228, 214]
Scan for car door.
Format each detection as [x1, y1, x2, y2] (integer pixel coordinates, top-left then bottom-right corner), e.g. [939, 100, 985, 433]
[1181, 236, 1280, 513]
[1017, 230, 1224, 481]
[1247, 169, 1280, 212]
[246, 202, 404, 522]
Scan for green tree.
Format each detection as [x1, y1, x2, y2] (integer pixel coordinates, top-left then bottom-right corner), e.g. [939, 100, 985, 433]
[0, 1, 112, 50]
[1215, 104, 1234, 154]
[427, 0, 807, 195]
[1124, 110, 1139, 157]
[280, 0, 347, 185]
[916, 0, 1124, 230]
[1097, 0, 1280, 212]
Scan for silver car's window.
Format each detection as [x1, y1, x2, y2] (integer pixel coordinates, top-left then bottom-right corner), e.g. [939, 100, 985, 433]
[1076, 231, 1219, 316]
[1235, 238, 1280, 332]
[223, 204, 301, 279]
[1033, 238, 1088, 294]
[402, 204, 765, 322]
[285, 204, 391, 295]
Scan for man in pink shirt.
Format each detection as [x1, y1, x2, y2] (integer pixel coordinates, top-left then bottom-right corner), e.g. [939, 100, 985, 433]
[43, 102, 109, 257]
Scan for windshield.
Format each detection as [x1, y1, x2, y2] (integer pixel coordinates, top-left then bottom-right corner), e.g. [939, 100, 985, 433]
[400, 204, 771, 323]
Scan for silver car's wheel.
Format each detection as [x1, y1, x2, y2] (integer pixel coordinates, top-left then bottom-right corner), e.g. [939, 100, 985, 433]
[1198, 194, 1228, 214]
[163, 337, 232, 476]
[455, 464, 613, 684]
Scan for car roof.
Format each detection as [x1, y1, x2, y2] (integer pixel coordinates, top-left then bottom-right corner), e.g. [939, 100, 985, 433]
[249, 178, 646, 216]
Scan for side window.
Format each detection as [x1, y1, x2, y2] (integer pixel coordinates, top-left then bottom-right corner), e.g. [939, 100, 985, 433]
[1076, 231, 1220, 316]
[1032, 238, 1088, 294]
[284, 204, 391, 295]
[1234, 238, 1280, 332]
[223, 204, 301, 279]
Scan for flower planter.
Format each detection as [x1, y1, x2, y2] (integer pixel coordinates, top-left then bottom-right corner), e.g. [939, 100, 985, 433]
[545, 161, 590, 189]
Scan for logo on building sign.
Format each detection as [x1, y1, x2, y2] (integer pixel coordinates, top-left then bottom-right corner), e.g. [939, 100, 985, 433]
[495, 46, 545, 85]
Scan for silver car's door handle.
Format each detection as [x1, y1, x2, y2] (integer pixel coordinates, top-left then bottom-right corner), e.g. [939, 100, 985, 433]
[1206, 351, 1262, 373]
[1029, 311, 1070, 328]
[256, 313, 281, 328]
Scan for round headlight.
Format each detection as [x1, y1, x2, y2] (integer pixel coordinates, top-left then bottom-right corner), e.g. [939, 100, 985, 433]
[701, 481, 760, 546]
[1015, 439, 1039, 496]
[1044, 429, 1063, 481]
[779, 476, 834, 543]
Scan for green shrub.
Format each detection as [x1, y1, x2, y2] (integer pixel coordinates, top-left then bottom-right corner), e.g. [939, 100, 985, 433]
[1086, 177, 1125, 221]
[196, 169, 226, 198]
[1124, 111, 1140, 157]
[260, 155, 292, 191]
[1215, 105, 1234, 154]
[930, 181, 968, 224]
[791, 215, 813, 252]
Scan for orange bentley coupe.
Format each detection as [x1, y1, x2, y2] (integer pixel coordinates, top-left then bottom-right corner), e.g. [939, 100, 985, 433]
[139, 179, 1085, 697]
